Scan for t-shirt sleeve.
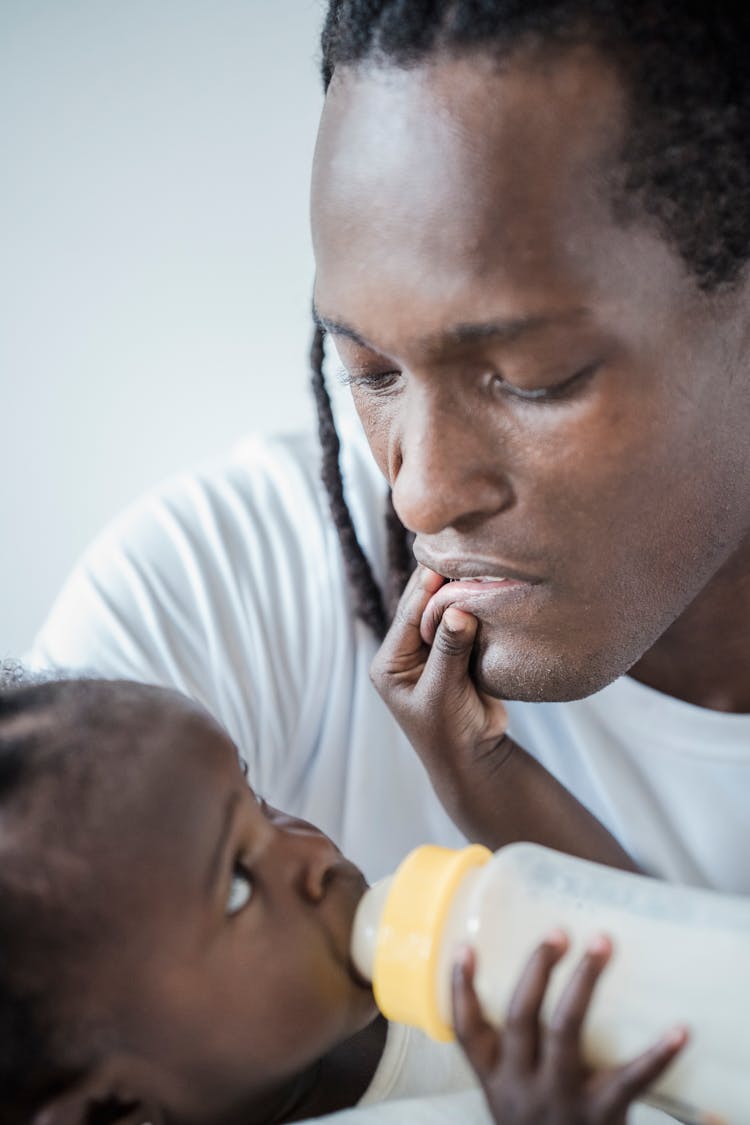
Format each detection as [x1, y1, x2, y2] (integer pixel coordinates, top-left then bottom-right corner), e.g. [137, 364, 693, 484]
[296, 1094, 676, 1124]
[27, 432, 355, 797]
[297, 1088, 492, 1124]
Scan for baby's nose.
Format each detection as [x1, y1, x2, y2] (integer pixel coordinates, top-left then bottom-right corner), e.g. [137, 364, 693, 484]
[298, 834, 340, 903]
[273, 820, 341, 903]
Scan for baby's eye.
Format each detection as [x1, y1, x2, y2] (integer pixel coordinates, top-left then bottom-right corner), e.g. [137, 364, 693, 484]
[227, 865, 253, 916]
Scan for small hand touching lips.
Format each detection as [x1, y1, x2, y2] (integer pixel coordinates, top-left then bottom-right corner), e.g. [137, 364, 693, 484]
[414, 551, 542, 645]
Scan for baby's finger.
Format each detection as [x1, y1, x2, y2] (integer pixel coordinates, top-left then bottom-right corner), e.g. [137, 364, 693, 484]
[503, 930, 569, 1072]
[591, 1026, 689, 1119]
[542, 934, 612, 1077]
[417, 607, 481, 706]
[371, 565, 446, 685]
[452, 946, 502, 1079]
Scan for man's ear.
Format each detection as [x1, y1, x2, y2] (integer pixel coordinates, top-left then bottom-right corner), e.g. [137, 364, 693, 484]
[32, 1054, 164, 1125]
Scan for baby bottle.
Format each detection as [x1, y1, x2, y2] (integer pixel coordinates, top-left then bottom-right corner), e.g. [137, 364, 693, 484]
[350, 842, 750, 1125]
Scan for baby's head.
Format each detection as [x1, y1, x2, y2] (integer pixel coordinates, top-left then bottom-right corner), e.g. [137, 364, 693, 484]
[0, 672, 375, 1125]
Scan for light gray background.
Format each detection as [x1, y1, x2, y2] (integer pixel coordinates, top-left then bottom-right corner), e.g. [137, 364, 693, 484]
[1, 0, 331, 655]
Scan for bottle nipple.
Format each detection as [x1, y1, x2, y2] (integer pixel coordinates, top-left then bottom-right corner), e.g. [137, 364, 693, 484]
[351, 876, 393, 983]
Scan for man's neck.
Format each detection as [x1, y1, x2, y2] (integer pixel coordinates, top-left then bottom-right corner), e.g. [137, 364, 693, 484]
[629, 550, 750, 712]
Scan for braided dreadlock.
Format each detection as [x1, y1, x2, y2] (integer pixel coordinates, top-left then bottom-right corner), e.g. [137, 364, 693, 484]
[312, 0, 750, 635]
[310, 324, 391, 638]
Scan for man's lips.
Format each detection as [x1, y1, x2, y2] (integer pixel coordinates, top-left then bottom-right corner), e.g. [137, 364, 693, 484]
[414, 555, 543, 645]
[414, 551, 543, 586]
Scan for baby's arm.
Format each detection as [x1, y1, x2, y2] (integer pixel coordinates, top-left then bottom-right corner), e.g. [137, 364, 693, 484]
[371, 566, 637, 871]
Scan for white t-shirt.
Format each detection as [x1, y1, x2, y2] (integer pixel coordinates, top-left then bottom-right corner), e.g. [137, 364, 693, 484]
[29, 423, 750, 892]
[357, 1023, 475, 1106]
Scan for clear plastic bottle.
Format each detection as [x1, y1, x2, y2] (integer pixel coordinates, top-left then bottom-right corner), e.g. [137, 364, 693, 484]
[350, 842, 750, 1125]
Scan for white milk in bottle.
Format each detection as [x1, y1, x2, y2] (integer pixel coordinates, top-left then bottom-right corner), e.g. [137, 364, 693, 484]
[350, 843, 750, 1124]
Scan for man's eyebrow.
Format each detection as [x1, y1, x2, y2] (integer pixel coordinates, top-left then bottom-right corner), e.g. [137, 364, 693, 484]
[206, 789, 241, 896]
[443, 308, 590, 345]
[312, 302, 590, 352]
[313, 303, 373, 349]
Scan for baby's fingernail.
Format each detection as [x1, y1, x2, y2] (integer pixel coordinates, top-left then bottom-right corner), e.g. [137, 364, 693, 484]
[587, 933, 612, 957]
[443, 607, 468, 632]
[662, 1025, 689, 1050]
[444, 607, 478, 637]
[453, 944, 476, 979]
[545, 928, 568, 950]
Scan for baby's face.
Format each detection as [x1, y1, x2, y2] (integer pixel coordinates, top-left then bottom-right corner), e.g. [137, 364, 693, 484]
[72, 691, 376, 1122]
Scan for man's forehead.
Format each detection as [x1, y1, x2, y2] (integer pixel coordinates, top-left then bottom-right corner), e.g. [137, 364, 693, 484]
[313, 47, 626, 238]
[312, 72, 711, 353]
[311, 54, 645, 347]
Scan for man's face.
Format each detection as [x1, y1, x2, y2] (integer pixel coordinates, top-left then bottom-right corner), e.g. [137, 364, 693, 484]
[311, 47, 750, 701]
[69, 692, 376, 1124]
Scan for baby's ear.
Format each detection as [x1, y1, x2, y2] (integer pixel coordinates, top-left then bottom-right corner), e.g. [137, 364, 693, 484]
[32, 1055, 164, 1125]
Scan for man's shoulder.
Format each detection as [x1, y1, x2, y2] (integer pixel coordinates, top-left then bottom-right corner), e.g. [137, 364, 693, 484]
[118, 422, 385, 559]
[29, 426, 384, 688]
[70, 425, 380, 583]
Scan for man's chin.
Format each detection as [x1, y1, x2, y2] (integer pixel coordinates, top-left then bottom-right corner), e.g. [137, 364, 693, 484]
[470, 632, 624, 703]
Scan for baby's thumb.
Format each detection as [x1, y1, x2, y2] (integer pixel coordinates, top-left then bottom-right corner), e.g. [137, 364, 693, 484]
[422, 607, 478, 693]
[437, 606, 478, 645]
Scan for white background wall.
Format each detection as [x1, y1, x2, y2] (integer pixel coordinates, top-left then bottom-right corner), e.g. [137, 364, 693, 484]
[1, 0, 329, 655]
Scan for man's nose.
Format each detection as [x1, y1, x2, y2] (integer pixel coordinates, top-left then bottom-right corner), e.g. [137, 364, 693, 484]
[390, 384, 514, 536]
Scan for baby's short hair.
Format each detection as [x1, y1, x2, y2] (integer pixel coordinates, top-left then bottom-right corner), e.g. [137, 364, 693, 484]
[0, 664, 173, 1120]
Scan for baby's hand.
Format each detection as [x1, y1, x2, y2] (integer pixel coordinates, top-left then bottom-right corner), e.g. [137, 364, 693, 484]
[452, 933, 688, 1125]
[370, 565, 511, 810]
